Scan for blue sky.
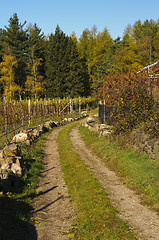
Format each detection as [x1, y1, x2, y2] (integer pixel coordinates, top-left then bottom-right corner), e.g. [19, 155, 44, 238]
[1, 0, 159, 39]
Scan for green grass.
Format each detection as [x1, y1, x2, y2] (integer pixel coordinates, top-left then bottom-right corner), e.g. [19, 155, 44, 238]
[58, 122, 136, 240]
[0, 130, 50, 240]
[79, 125, 159, 211]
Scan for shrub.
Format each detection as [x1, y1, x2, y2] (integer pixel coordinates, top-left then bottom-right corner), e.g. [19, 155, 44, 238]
[99, 72, 155, 134]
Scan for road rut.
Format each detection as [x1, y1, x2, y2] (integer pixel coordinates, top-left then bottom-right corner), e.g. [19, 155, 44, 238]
[70, 125, 159, 240]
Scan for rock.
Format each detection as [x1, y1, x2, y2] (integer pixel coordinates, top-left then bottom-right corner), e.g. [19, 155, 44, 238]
[154, 141, 159, 159]
[0, 170, 21, 194]
[68, 118, 74, 122]
[102, 130, 112, 138]
[26, 139, 31, 146]
[0, 150, 4, 159]
[44, 120, 57, 130]
[87, 116, 94, 122]
[0, 156, 22, 177]
[36, 124, 48, 134]
[32, 128, 41, 138]
[3, 149, 16, 157]
[81, 110, 87, 115]
[87, 121, 100, 128]
[13, 132, 29, 143]
[4, 143, 21, 156]
[54, 121, 60, 126]
[73, 116, 80, 121]
[63, 118, 68, 122]
[52, 121, 58, 127]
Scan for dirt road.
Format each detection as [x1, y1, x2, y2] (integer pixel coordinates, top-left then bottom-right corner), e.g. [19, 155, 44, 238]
[70, 126, 159, 240]
[32, 127, 75, 240]
[33, 124, 159, 240]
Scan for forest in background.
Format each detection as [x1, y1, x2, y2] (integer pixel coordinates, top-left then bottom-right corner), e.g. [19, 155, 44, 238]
[0, 13, 159, 100]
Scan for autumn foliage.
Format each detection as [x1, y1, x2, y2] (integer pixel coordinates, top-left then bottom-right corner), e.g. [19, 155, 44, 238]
[99, 72, 158, 136]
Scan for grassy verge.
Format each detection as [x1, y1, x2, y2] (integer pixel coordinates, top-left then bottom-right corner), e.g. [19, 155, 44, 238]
[58, 122, 136, 239]
[0, 130, 50, 240]
[79, 125, 159, 212]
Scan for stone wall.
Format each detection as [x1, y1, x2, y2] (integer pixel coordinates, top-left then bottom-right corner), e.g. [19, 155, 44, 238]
[82, 116, 159, 160]
[130, 127, 159, 159]
[0, 113, 88, 194]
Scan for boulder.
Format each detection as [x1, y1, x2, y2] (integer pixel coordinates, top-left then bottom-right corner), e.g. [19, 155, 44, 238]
[0, 150, 4, 159]
[68, 118, 74, 122]
[73, 116, 80, 121]
[87, 116, 94, 122]
[87, 121, 99, 128]
[54, 121, 60, 126]
[0, 169, 15, 193]
[81, 110, 87, 115]
[0, 156, 23, 177]
[0, 170, 21, 194]
[102, 130, 112, 138]
[63, 118, 68, 122]
[32, 128, 41, 138]
[153, 141, 159, 159]
[36, 124, 48, 134]
[13, 132, 29, 143]
[44, 120, 57, 130]
[26, 139, 32, 146]
[4, 143, 21, 156]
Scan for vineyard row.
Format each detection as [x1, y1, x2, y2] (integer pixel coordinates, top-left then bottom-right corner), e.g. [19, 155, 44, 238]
[0, 96, 95, 146]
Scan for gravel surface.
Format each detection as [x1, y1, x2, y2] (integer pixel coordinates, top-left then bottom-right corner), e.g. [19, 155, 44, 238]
[32, 127, 75, 240]
[70, 125, 159, 240]
[32, 124, 159, 240]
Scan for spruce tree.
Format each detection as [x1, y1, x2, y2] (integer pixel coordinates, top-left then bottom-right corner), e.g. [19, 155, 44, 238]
[45, 25, 69, 98]
[27, 23, 46, 78]
[45, 26, 90, 98]
[4, 13, 28, 88]
[66, 37, 90, 97]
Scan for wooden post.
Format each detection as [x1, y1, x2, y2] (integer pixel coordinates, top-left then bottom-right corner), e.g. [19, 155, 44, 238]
[103, 99, 106, 124]
[67, 98, 69, 119]
[20, 95, 24, 131]
[56, 100, 58, 121]
[28, 99, 31, 128]
[3, 96, 9, 144]
[79, 97, 81, 114]
[63, 101, 65, 119]
[13, 100, 16, 136]
[59, 98, 61, 119]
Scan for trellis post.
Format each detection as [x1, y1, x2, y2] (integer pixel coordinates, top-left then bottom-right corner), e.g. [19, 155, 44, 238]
[13, 100, 16, 136]
[20, 95, 24, 131]
[28, 99, 31, 128]
[103, 99, 106, 124]
[79, 97, 81, 114]
[3, 96, 9, 144]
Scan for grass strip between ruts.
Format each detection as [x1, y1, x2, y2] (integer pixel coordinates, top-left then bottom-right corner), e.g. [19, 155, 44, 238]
[58, 122, 136, 240]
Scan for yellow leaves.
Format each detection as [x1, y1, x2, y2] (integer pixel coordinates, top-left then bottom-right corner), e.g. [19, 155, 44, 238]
[25, 58, 45, 98]
[0, 52, 21, 101]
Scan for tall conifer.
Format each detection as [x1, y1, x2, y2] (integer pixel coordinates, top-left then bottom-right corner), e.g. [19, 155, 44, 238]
[4, 13, 28, 88]
[45, 26, 90, 98]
